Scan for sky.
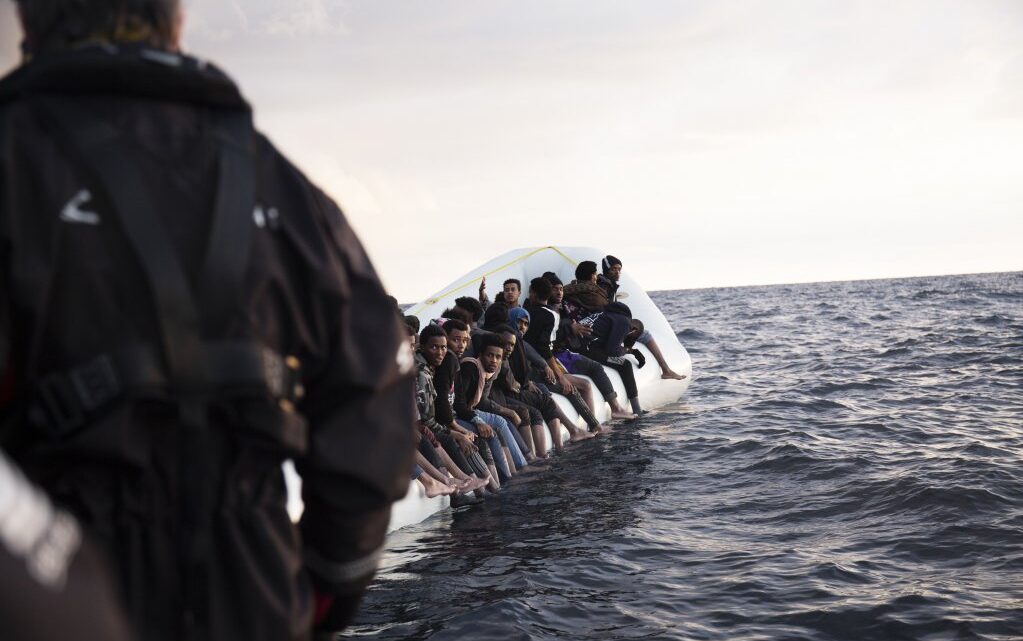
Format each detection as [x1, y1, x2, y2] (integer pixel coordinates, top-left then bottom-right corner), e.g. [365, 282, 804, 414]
[2, 1, 1021, 301]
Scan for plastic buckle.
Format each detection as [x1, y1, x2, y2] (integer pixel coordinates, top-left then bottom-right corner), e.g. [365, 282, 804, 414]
[68, 354, 120, 412]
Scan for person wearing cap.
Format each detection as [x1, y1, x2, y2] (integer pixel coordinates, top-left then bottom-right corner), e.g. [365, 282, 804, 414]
[598, 255, 687, 381]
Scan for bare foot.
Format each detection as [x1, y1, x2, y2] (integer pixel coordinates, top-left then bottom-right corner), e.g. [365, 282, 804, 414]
[569, 431, 593, 443]
[458, 477, 487, 492]
[611, 409, 638, 420]
[661, 370, 687, 380]
[423, 482, 455, 498]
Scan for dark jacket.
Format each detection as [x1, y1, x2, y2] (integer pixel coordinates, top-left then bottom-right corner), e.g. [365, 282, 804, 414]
[0, 45, 414, 641]
[563, 280, 609, 312]
[590, 302, 633, 357]
[522, 300, 558, 360]
[435, 350, 477, 425]
[596, 274, 619, 303]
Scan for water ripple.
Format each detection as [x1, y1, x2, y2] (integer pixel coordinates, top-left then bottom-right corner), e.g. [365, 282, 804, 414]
[348, 272, 1023, 641]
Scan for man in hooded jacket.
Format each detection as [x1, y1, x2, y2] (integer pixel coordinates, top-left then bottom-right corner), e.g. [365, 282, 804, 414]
[0, 2, 415, 640]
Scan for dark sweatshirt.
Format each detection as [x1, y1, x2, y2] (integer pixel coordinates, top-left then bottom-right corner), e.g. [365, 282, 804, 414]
[589, 302, 632, 357]
[433, 351, 476, 426]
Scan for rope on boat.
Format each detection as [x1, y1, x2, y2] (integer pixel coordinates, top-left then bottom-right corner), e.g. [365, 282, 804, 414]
[407, 245, 578, 315]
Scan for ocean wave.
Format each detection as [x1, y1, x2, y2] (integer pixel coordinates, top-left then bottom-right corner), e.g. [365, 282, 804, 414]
[356, 271, 1023, 641]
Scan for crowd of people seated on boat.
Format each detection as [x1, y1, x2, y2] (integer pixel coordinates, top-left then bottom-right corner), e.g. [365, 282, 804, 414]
[395, 255, 686, 505]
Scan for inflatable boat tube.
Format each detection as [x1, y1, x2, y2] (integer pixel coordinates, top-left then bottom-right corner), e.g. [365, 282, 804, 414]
[284, 247, 692, 531]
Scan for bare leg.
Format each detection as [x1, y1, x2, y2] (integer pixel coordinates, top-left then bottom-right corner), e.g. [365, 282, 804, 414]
[547, 418, 565, 453]
[518, 424, 539, 461]
[569, 375, 597, 415]
[553, 401, 596, 443]
[642, 337, 686, 380]
[486, 463, 501, 492]
[531, 423, 548, 457]
[609, 398, 637, 420]
[434, 446, 477, 485]
[503, 446, 517, 475]
[417, 452, 483, 492]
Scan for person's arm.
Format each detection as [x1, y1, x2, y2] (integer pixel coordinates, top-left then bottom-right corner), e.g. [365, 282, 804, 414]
[521, 339, 547, 369]
[432, 356, 456, 428]
[293, 185, 416, 631]
[453, 364, 478, 422]
[478, 276, 490, 309]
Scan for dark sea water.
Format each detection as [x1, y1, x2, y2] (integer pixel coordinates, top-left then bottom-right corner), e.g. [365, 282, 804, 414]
[346, 272, 1023, 641]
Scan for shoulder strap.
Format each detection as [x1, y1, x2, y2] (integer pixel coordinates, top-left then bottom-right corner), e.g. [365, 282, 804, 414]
[37, 99, 256, 389]
[196, 121, 256, 334]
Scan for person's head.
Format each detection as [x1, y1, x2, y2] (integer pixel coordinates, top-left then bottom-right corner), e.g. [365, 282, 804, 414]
[482, 302, 509, 332]
[502, 278, 521, 306]
[403, 321, 417, 352]
[508, 307, 530, 335]
[439, 307, 473, 326]
[443, 319, 471, 357]
[403, 315, 421, 335]
[542, 272, 564, 305]
[453, 296, 484, 324]
[627, 318, 645, 342]
[15, 0, 184, 56]
[602, 255, 623, 282]
[498, 325, 518, 359]
[478, 333, 505, 374]
[528, 276, 553, 304]
[418, 324, 448, 368]
[575, 261, 598, 284]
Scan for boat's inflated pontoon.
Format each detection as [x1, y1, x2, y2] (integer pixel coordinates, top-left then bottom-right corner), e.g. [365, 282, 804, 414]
[285, 247, 692, 531]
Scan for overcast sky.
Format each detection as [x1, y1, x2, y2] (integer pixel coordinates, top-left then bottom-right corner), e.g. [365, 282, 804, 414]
[2, 1, 1021, 300]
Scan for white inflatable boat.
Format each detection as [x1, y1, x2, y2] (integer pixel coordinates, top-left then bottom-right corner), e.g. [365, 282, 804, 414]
[384, 246, 692, 532]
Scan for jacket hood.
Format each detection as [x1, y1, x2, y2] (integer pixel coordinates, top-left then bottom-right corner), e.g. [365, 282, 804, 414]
[0, 43, 249, 112]
[508, 307, 530, 327]
[606, 301, 632, 318]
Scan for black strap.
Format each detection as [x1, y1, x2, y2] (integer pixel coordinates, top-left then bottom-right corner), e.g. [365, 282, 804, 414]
[197, 123, 256, 333]
[38, 99, 256, 389]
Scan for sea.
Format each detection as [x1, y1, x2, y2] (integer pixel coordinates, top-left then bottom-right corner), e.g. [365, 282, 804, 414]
[345, 271, 1023, 641]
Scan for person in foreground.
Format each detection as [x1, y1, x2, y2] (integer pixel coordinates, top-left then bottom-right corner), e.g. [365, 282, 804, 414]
[0, 2, 415, 639]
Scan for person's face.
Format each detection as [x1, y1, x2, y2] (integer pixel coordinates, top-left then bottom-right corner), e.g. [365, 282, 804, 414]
[589, 271, 598, 284]
[447, 328, 470, 357]
[501, 332, 517, 358]
[407, 332, 417, 353]
[517, 317, 529, 334]
[503, 282, 520, 305]
[608, 264, 622, 282]
[550, 284, 564, 305]
[481, 345, 504, 374]
[421, 335, 448, 368]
